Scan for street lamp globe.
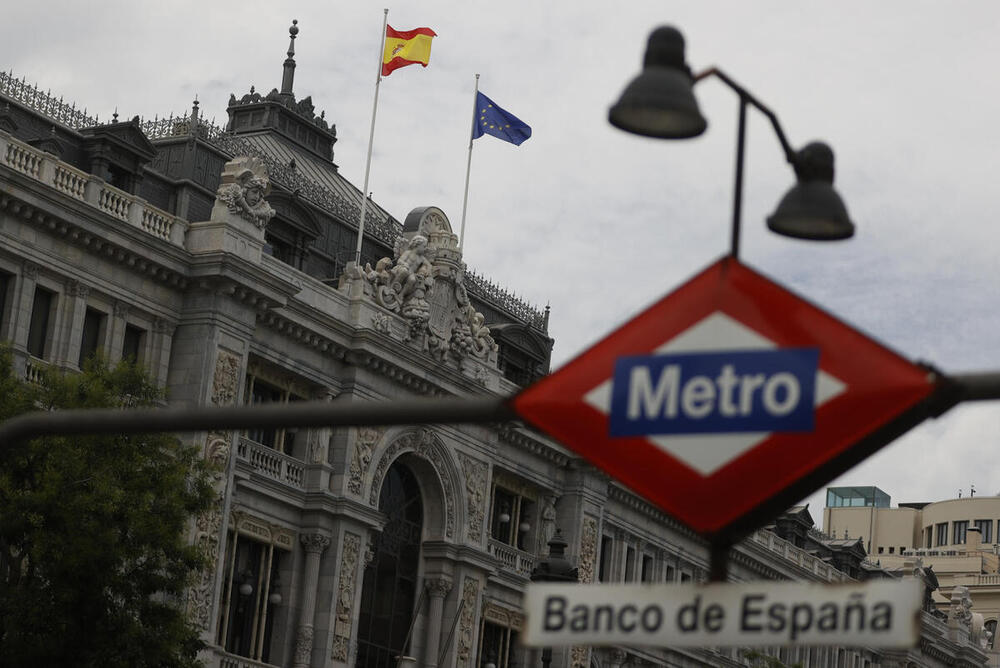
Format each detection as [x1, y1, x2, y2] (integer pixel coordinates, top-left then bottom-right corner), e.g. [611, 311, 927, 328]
[608, 26, 707, 139]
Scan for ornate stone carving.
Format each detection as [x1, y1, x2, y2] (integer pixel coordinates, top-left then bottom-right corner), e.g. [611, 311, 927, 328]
[214, 156, 276, 229]
[540, 496, 558, 555]
[300, 532, 331, 554]
[370, 311, 392, 334]
[456, 577, 479, 667]
[294, 624, 314, 666]
[211, 349, 241, 406]
[571, 515, 599, 668]
[349, 207, 498, 367]
[578, 516, 598, 585]
[369, 428, 456, 538]
[425, 577, 453, 599]
[113, 301, 130, 319]
[332, 532, 361, 662]
[22, 260, 39, 281]
[185, 348, 244, 632]
[458, 453, 488, 544]
[66, 280, 89, 299]
[348, 426, 384, 496]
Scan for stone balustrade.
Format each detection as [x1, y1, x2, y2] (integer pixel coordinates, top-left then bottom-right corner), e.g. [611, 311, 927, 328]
[215, 649, 280, 668]
[487, 538, 536, 577]
[0, 130, 187, 247]
[236, 437, 305, 489]
[749, 529, 849, 582]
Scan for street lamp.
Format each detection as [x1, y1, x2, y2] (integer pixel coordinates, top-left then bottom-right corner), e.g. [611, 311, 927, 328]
[609, 26, 855, 258]
[530, 528, 578, 668]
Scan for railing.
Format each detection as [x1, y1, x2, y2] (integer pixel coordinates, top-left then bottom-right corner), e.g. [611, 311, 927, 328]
[0, 131, 187, 246]
[466, 269, 548, 333]
[214, 649, 280, 668]
[749, 529, 848, 582]
[236, 437, 305, 489]
[24, 356, 47, 385]
[487, 538, 536, 578]
[0, 69, 99, 129]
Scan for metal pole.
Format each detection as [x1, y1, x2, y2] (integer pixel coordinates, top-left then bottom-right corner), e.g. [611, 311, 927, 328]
[458, 73, 480, 253]
[0, 396, 517, 446]
[354, 8, 390, 265]
[730, 96, 748, 260]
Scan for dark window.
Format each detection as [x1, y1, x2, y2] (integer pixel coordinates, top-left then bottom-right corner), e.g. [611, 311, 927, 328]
[975, 519, 992, 543]
[244, 376, 304, 455]
[598, 536, 613, 583]
[217, 535, 282, 663]
[877, 547, 884, 554]
[925, 527, 932, 549]
[356, 464, 423, 668]
[27, 286, 54, 358]
[121, 324, 145, 362]
[680, 571, 692, 583]
[488, 487, 535, 551]
[936, 522, 948, 546]
[664, 564, 676, 583]
[888, 547, 894, 554]
[79, 308, 106, 367]
[477, 621, 520, 668]
[954, 520, 969, 545]
[0, 271, 11, 334]
[624, 547, 636, 582]
[641, 554, 653, 582]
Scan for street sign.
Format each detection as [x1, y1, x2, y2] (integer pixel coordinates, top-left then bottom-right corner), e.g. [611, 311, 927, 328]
[512, 257, 938, 537]
[521, 580, 922, 648]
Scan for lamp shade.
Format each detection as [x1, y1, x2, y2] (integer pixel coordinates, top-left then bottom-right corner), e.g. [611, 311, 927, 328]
[609, 26, 707, 139]
[767, 142, 855, 241]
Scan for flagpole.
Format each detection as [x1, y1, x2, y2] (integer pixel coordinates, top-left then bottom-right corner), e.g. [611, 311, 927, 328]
[355, 8, 389, 265]
[458, 73, 480, 254]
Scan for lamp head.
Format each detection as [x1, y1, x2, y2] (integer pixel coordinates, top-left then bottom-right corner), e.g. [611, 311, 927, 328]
[767, 142, 855, 241]
[609, 26, 707, 139]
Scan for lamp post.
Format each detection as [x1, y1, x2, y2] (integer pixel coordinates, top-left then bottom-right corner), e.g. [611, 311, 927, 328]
[529, 529, 578, 668]
[609, 26, 855, 259]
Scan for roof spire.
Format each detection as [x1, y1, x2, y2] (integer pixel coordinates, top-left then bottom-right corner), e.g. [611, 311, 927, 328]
[280, 19, 299, 97]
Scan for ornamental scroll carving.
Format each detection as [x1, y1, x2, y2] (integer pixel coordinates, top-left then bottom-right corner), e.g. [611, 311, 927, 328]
[348, 426, 385, 496]
[332, 532, 361, 662]
[369, 428, 456, 539]
[345, 207, 498, 366]
[214, 156, 276, 229]
[458, 453, 488, 544]
[456, 577, 480, 667]
[186, 348, 243, 631]
[571, 516, 599, 668]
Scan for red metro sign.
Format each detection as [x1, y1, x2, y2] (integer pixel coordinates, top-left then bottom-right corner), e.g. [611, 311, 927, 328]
[512, 258, 940, 539]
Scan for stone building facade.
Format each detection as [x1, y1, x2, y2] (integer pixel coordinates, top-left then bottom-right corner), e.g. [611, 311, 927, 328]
[0, 22, 991, 668]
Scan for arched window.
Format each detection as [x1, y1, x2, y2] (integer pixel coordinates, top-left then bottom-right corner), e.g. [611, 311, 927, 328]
[356, 463, 424, 668]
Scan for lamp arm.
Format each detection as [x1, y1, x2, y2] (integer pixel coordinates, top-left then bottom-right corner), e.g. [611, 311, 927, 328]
[694, 67, 797, 166]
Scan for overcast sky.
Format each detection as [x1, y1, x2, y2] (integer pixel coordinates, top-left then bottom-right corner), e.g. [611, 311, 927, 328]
[4, 1, 999, 525]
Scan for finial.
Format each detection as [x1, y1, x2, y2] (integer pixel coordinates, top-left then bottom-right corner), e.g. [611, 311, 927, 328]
[281, 19, 299, 96]
[112, 107, 118, 123]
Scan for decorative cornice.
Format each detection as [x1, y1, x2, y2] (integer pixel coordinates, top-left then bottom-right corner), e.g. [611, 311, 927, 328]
[496, 423, 570, 466]
[0, 193, 188, 289]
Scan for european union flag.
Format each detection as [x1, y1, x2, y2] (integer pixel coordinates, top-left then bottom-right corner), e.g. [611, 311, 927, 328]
[472, 91, 531, 146]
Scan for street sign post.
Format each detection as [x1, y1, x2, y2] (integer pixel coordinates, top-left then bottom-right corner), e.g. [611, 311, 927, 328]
[512, 257, 943, 543]
[522, 580, 922, 649]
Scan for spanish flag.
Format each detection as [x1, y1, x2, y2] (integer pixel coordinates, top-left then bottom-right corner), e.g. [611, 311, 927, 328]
[382, 25, 437, 76]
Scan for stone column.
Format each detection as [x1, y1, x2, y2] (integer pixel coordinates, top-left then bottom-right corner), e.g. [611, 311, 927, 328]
[107, 300, 129, 361]
[423, 577, 452, 668]
[294, 532, 331, 668]
[59, 280, 89, 368]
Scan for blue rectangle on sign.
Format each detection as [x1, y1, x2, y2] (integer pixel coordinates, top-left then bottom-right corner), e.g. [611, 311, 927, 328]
[609, 348, 820, 437]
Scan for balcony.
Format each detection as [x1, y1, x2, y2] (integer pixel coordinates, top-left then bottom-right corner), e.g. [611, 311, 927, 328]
[1, 130, 187, 247]
[236, 437, 305, 489]
[487, 538, 536, 578]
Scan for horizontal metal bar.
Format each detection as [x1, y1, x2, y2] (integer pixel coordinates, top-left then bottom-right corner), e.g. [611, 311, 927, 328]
[951, 372, 1000, 401]
[0, 396, 519, 445]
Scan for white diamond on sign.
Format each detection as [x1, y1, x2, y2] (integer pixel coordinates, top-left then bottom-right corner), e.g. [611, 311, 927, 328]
[584, 312, 846, 475]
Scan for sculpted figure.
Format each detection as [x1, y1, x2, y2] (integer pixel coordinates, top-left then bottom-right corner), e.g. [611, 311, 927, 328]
[215, 157, 276, 229]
